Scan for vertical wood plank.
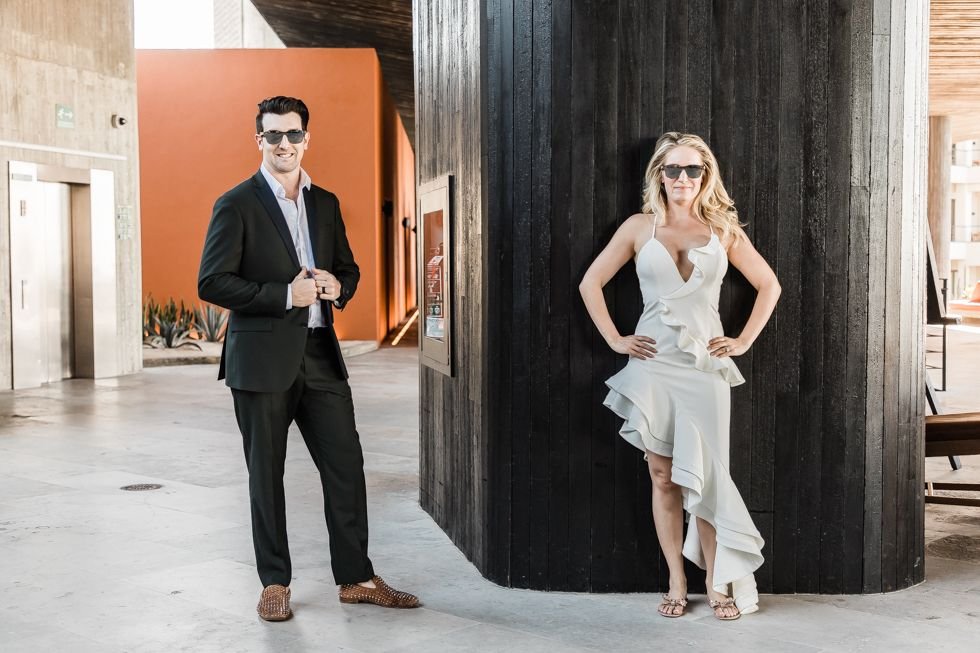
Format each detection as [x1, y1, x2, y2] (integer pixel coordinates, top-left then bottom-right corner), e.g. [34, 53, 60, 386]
[529, 0, 554, 589]
[843, 0, 871, 595]
[509, 0, 534, 588]
[589, 0, 620, 592]
[548, 0, 573, 590]
[686, 0, 712, 136]
[724, 0, 756, 512]
[566, 0, 598, 592]
[613, 0, 644, 591]
[863, 28, 890, 593]
[797, 0, 829, 593]
[912, 0, 929, 585]
[819, 0, 852, 595]
[879, 0, 907, 592]
[483, 0, 513, 583]
[750, 1, 780, 535]
[663, 0, 687, 129]
[772, 0, 805, 594]
[634, 0, 666, 590]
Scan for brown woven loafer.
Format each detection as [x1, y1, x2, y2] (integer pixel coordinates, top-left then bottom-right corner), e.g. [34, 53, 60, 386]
[257, 584, 293, 621]
[338, 575, 420, 608]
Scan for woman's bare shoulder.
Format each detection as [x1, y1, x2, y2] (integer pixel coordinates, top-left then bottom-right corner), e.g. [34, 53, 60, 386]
[721, 223, 752, 252]
[617, 214, 654, 254]
[622, 213, 653, 234]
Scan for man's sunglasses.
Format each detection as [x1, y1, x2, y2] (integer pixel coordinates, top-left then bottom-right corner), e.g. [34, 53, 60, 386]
[260, 129, 306, 145]
[662, 164, 704, 180]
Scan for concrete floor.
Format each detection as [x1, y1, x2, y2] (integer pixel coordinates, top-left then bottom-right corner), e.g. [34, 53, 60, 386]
[1, 339, 980, 652]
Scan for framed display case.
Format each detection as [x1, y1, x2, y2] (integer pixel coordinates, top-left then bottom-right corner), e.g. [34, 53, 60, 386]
[418, 174, 452, 376]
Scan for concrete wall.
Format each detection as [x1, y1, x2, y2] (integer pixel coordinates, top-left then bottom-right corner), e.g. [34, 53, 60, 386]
[0, 0, 143, 387]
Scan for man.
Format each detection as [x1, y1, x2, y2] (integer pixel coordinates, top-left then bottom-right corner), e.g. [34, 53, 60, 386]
[199, 96, 419, 621]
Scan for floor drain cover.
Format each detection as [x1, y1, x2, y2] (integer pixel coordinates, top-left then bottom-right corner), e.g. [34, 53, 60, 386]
[926, 534, 980, 563]
[120, 483, 163, 492]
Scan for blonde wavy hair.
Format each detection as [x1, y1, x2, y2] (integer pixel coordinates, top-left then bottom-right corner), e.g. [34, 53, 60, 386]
[641, 132, 746, 245]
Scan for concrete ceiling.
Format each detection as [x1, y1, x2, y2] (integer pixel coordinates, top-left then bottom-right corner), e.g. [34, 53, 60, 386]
[250, 0, 414, 146]
[931, 0, 980, 142]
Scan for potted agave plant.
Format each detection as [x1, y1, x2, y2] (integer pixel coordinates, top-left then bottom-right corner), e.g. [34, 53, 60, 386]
[143, 297, 201, 350]
[193, 302, 228, 342]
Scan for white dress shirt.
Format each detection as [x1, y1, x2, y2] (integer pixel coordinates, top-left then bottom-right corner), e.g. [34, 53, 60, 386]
[259, 164, 325, 328]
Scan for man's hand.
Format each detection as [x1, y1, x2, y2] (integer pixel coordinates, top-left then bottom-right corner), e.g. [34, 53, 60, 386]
[291, 268, 317, 307]
[312, 267, 341, 302]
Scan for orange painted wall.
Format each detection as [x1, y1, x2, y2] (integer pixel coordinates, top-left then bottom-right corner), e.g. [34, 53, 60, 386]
[382, 87, 418, 332]
[396, 109, 417, 320]
[137, 49, 386, 341]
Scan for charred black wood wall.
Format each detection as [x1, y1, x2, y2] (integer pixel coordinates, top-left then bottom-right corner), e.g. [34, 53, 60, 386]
[417, 0, 929, 594]
[415, 0, 491, 572]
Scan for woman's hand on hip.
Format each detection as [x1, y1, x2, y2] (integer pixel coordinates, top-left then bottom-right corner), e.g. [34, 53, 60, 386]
[610, 334, 657, 359]
[708, 336, 747, 358]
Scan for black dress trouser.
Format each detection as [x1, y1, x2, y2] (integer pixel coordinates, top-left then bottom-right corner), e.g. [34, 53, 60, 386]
[231, 331, 375, 587]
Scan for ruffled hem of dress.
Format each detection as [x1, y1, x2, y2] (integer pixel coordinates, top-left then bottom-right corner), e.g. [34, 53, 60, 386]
[603, 372, 673, 458]
[671, 410, 764, 611]
[603, 370, 763, 613]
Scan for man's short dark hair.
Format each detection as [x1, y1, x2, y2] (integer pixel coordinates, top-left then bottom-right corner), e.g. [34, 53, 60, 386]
[256, 96, 310, 133]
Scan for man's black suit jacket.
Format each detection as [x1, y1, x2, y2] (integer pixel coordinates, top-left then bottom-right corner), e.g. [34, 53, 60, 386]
[198, 170, 359, 392]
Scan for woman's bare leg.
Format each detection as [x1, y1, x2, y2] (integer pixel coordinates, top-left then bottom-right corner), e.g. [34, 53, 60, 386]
[647, 451, 686, 615]
[696, 517, 738, 618]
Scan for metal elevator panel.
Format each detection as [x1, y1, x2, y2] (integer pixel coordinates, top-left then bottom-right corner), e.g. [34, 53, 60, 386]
[9, 167, 74, 389]
[41, 181, 74, 384]
[10, 167, 43, 389]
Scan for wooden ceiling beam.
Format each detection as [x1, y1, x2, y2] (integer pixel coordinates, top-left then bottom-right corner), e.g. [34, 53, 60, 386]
[931, 0, 980, 140]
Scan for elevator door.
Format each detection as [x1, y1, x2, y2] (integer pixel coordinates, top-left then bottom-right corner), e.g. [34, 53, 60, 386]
[10, 180, 74, 388]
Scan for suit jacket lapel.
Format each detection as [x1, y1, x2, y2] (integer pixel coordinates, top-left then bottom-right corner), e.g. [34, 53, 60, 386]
[303, 186, 334, 324]
[303, 187, 318, 269]
[252, 171, 300, 269]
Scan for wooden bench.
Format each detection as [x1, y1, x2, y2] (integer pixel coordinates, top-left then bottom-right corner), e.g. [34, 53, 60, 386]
[925, 412, 980, 507]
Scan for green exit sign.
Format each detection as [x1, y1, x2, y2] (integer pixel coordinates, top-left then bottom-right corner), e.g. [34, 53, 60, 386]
[56, 104, 75, 128]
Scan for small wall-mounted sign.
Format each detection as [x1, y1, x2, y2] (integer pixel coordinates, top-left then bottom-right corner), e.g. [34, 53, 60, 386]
[56, 104, 75, 128]
[116, 206, 133, 240]
[418, 174, 453, 377]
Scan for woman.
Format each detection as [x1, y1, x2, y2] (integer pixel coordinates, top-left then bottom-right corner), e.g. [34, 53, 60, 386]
[579, 132, 780, 620]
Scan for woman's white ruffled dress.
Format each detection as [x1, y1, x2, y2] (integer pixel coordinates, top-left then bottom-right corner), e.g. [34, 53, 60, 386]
[603, 229, 764, 613]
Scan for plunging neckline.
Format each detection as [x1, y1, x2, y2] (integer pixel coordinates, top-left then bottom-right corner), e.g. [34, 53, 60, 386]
[640, 233, 715, 284]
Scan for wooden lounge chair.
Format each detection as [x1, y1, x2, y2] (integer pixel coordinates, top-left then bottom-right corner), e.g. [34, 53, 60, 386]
[925, 233, 961, 392]
[924, 230, 980, 507]
[925, 412, 980, 507]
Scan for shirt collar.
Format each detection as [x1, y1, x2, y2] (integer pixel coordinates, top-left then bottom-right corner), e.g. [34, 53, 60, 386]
[259, 164, 312, 199]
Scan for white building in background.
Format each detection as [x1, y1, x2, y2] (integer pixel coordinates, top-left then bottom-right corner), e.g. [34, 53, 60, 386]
[949, 139, 980, 302]
[213, 0, 284, 48]
[134, 0, 284, 50]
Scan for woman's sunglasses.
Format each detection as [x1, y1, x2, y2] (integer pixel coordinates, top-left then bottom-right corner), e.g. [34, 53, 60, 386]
[260, 129, 306, 145]
[662, 164, 704, 180]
